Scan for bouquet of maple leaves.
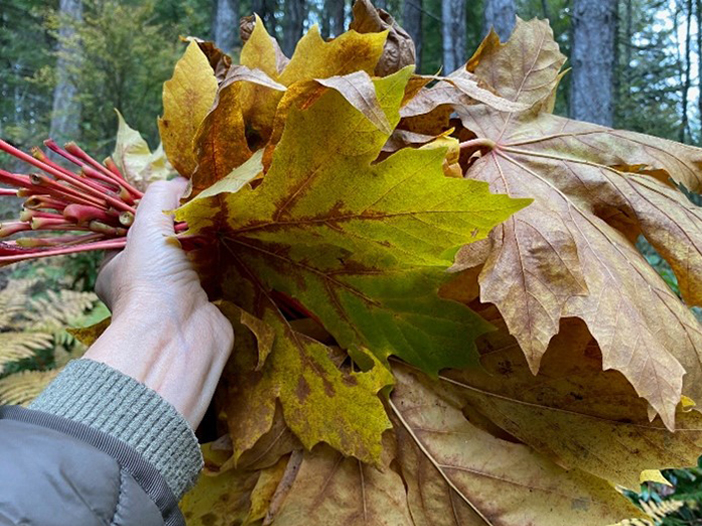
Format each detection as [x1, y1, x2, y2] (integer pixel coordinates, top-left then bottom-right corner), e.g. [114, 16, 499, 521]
[3, 1, 702, 523]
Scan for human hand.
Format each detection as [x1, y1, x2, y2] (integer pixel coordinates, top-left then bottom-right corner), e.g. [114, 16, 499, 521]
[84, 178, 234, 429]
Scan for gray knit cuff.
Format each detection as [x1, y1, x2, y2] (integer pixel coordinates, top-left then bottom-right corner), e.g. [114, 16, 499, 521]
[29, 358, 203, 500]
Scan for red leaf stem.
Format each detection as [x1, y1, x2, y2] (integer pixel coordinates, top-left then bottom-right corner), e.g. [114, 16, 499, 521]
[63, 204, 115, 225]
[0, 237, 128, 265]
[0, 139, 135, 214]
[64, 141, 143, 198]
[23, 172, 106, 209]
[0, 221, 32, 237]
[103, 157, 127, 182]
[13, 233, 104, 248]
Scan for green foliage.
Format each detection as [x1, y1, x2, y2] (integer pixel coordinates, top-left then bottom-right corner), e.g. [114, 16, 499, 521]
[0, 1, 54, 148]
[614, 0, 683, 142]
[43, 0, 186, 155]
[0, 265, 109, 404]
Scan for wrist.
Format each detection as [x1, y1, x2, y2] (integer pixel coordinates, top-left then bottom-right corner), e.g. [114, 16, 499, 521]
[84, 300, 233, 427]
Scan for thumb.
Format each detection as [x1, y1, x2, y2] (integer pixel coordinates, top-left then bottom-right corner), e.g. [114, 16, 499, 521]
[130, 177, 189, 238]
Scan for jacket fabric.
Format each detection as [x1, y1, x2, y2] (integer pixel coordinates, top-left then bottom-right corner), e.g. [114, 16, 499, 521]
[0, 359, 204, 526]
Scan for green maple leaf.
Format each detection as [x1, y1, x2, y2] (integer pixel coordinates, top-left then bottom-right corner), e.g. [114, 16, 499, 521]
[176, 66, 529, 460]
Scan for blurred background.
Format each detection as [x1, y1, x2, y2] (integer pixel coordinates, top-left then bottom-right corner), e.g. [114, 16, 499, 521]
[1, 0, 702, 523]
[0, 0, 698, 157]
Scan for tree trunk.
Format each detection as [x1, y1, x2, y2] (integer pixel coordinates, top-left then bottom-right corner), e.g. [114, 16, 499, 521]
[329, 0, 345, 37]
[252, 0, 277, 37]
[483, 0, 516, 41]
[697, 0, 702, 145]
[612, 0, 620, 123]
[283, 0, 306, 56]
[50, 0, 82, 144]
[321, 6, 331, 38]
[541, 0, 550, 22]
[403, 0, 423, 70]
[681, 0, 693, 143]
[213, 0, 240, 53]
[569, 0, 616, 126]
[442, 0, 466, 74]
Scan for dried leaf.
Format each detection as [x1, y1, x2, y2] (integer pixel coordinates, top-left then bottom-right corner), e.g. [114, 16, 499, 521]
[244, 456, 288, 525]
[194, 149, 264, 200]
[405, 19, 702, 429]
[237, 17, 388, 147]
[315, 71, 392, 134]
[267, 445, 414, 525]
[349, 0, 415, 76]
[389, 365, 647, 526]
[111, 111, 173, 191]
[436, 304, 702, 490]
[465, 18, 566, 109]
[219, 302, 394, 465]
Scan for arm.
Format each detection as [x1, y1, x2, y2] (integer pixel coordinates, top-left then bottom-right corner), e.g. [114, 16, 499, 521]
[0, 179, 233, 525]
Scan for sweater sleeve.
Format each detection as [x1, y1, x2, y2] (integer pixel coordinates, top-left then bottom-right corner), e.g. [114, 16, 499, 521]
[28, 358, 204, 500]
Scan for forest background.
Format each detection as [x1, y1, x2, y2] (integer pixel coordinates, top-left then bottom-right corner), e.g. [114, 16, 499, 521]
[2, 0, 702, 523]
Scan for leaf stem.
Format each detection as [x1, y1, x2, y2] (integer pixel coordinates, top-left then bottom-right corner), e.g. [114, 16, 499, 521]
[64, 141, 143, 198]
[459, 137, 497, 151]
[0, 237, 127, 265]
[0, 139, 135, 214]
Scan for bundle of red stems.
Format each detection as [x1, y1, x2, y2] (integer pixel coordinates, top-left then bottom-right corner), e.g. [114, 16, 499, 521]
[0, 138, 201, 266]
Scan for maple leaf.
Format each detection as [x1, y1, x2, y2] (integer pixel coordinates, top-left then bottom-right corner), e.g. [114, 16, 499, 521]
[111, 111, 173, 191]
[434, 293, 702, 490]
[186, 15, 399, 194]
[263, 446, 414, 525]
[175, 64, 527, 463]
[404, 17, 702, 430]
[389, 365, 648, 526]
[179, 443, 259, 525]
[158, 40, 218, 178]
[235, 15, 389, 150]
[349, 0, 416, 76]
[176, 67, 529, 375]
[218, 302, 395, 465]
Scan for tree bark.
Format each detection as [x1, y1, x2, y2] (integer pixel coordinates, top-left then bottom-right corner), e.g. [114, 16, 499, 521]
[442, 0, 466, 74]
[697, 0, 702, 145]
[283, 0, 306, 56]
[50, 0, 82, 144]
[403, 0, 423, 70]
[321, 5, 331, 38]
[680, 0, 693, 143]
[541, 0, 550, 22]
[569, 0, 616, 126]
[213, 0, 240, 53]
[252, 0, 277, 37]
[483, 0, 516, 41]
[328, 0, 345, 37]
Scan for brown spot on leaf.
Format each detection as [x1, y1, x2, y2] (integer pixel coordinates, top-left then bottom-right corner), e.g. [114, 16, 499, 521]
[296, 376, 311, 402]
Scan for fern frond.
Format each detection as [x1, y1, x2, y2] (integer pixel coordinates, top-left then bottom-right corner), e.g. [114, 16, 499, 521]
[24, 290, 98, 332]
[611, 518, 653, 526]
[0, 279, 36, 328]
[0, 331, 53, 371]
[0, 368, 60, 406]
[640, 499, 685, 521]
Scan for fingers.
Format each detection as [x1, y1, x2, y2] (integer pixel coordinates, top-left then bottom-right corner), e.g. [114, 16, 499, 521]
[130, 178, 189, 238]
